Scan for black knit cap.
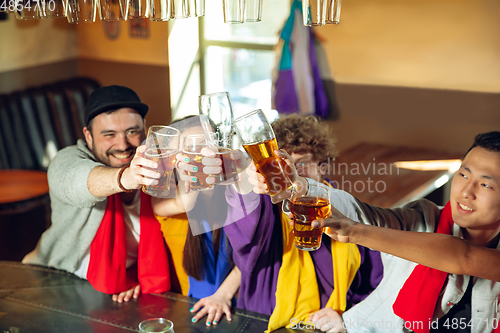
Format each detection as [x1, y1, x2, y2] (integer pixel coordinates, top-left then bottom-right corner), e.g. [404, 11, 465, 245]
[85, 85, 149, 125]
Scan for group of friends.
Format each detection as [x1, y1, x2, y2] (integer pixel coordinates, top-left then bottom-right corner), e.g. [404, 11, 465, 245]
[23, 85, 500, 333]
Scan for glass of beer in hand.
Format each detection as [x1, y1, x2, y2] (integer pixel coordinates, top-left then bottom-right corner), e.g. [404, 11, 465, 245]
[288, 183, 331, 251]
[182, 134, 215, 191]
[199, 92, 239, 184]
[142, 125, 180, 198]
[234, 109, 293, 204]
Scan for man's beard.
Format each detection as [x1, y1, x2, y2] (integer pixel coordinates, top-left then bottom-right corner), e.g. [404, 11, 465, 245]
[91, 138, 137, 167]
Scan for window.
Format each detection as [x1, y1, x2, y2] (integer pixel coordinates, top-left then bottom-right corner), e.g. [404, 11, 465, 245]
[169, 0, 290, 121]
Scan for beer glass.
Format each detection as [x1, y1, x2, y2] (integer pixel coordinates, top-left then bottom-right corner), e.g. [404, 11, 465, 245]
[326, 0, 340, 24]
[99, 0, 126, 21]
[170, 0, 186, 18]
[302, 0, 326, 26]
[286, 183, 331, 251]
[186, 0, 203, 17]
[150, 0, 170, 21]
[127, 0, 150, 18]
[182, 134, 215, 191]
[142, 125, 180, 198]
[138, 318, 174, 333]
[222, 0, 243, 23]
[65, 0, 100, 23]
[40, 0, 66, 18]
[244, 0, 261, 22]
[234, 109, 293, 204]
[199, 92, 238, 184]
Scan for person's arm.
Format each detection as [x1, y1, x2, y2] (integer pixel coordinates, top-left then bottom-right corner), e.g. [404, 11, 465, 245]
[189, 266, 241, 326]
[88, 145, 160, 197]
[151, 194, 196, 217]
[313, 210, 500, 282]
[151, 178, 200, 217]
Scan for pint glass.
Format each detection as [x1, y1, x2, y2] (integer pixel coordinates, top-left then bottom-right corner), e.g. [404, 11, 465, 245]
[142, 125, 180, 198]
[199, 92, 238, 184]
[287, 183, 331, 251]
[234, 109, 293, 204]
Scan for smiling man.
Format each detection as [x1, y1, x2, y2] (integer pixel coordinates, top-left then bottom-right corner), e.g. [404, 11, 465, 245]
[247, 131, 500, 333]
[23, 85, 185, 303]
[318, 132, 500, 333]
[450, 144, 500, 248]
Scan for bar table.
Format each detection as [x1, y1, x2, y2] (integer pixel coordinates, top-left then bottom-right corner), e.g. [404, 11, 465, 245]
[0, 261, 303, 333]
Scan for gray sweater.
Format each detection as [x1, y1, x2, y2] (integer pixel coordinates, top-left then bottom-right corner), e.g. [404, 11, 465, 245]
[23, 140, 109, 273]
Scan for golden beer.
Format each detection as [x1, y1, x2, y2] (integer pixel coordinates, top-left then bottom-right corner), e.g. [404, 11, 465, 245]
[242, 138, 293, 197]
[290, 196, 331, 251]
[142, 148, 177, 197]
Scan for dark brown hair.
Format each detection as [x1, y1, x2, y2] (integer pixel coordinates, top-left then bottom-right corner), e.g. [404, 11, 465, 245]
[182, 229, 222, 281]
[272, 114, 338, 165]
[465, 131, 500, 157]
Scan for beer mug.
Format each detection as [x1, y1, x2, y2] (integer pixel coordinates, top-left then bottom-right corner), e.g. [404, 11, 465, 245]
[181, 134, 215, 191]
[284, 183, 331, 251]
[234, 109, 293, 204]
[199, 91, 238, 184]
[142, 125, 180, 198]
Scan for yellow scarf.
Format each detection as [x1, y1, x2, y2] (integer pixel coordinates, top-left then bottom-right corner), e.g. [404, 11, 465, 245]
[156, 213, 190, 296]
[267, 182, 361, 332]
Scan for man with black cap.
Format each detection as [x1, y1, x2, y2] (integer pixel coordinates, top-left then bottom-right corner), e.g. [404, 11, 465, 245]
[23, 85, 184, 303]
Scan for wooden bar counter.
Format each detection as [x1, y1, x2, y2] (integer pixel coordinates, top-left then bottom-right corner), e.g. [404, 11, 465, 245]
[0, 261, 302, 333]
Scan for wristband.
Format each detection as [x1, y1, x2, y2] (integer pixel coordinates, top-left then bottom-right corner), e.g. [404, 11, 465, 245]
[117, 166, 134, 193]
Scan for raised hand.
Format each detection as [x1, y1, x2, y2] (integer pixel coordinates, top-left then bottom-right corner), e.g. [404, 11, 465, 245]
[245, 149, 308, 196]
[311, 205, 358, 244]
[121, 145, 161, 190]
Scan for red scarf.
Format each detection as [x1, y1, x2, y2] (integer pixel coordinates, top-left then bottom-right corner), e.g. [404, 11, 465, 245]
[87, 191, 171, 295]
[393, 202, 499, 333]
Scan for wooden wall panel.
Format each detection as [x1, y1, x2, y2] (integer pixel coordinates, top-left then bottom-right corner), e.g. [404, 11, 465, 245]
[78, 58, 171, 127]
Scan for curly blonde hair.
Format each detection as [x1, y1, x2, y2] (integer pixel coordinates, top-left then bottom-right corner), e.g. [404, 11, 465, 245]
[271, 114, 338, 165]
